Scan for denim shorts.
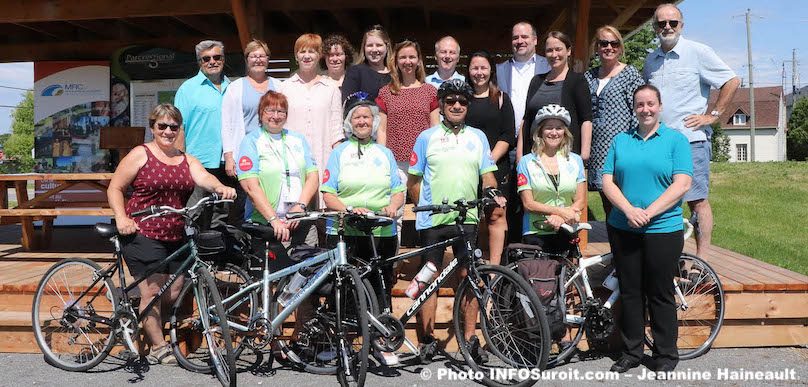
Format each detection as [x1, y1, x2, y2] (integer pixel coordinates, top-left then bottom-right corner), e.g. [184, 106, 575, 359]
[684, 140, 711, 202]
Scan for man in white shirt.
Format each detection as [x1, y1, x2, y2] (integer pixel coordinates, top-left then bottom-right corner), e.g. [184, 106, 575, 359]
[496, 21, 551, 133]
[496, 21, 551, 243]
[425, 36, 465, 86]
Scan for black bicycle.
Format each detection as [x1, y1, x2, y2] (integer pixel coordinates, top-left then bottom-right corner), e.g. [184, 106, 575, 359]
[353, 198, 552, 387]
[31, 194, 237, 387]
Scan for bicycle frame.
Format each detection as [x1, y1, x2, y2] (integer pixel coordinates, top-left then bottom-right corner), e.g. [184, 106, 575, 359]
[219, 240, 351, 334]
[63, 231, 206, 330]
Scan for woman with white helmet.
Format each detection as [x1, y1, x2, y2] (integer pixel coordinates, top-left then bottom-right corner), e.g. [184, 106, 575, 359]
[515, 104, 586, 253]
[320, 91, 405, 366]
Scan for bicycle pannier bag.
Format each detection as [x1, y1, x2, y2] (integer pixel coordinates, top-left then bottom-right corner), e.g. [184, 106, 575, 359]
[517, 258, 567, 340]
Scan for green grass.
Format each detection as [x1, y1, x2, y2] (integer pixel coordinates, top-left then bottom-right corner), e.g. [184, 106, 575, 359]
[585, 161, 808, 275]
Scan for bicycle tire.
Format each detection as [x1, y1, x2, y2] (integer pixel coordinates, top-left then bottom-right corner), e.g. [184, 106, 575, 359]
[644, 253, 725, 360]
[170, 262, 256, 372]
[270, 275, 340, 375]
[335, 267, 369, 387]
[32, 258, 118, 372]
[195, 268, 237, 387]
[454, 265, 550, 387]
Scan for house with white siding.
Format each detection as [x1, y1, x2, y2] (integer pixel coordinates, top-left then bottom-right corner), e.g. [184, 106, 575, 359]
[709, 86, 787, 162]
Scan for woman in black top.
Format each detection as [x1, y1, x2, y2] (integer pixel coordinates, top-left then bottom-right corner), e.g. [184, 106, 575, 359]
[517, 31, 592, 164]
[465, 51, 515, 266]
[341, 25, 393, 102]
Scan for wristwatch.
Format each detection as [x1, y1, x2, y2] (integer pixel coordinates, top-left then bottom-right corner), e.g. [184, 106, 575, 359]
[710, 110, 721, 117]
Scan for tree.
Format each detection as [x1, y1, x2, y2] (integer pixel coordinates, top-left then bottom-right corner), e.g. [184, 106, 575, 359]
[0, 91, 35, 173]
[787, 97, 808, 161]
[711, 122, 730, 162]
[622, 24, 657, 72]
[589, 24, 657, 72]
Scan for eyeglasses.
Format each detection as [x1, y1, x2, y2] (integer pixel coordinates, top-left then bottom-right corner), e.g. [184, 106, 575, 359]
[248, 54, 268, 60]
[444, 96, 469, 106]
[597, 40, 621, 48]
[156, 122, 180, 131]
[200, 55, 224, 63]
[262, 108, 287, 116]
[655, 19, 680, 29]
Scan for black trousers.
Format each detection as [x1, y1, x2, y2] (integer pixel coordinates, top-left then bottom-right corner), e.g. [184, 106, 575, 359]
[607, 225, 682, 367]
[326, 234, 398, 311]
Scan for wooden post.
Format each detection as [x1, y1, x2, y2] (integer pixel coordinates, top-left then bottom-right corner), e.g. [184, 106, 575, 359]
[573, 0, 591, 250]
[14, 180, 35, 250]
[230, 0, 251, 50]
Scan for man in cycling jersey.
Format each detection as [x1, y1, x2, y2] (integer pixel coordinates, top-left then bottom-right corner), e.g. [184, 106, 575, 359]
[407, 79, 506, 364]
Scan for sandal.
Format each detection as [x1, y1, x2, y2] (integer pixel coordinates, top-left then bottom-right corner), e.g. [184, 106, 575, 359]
[146, 345, 177, 365]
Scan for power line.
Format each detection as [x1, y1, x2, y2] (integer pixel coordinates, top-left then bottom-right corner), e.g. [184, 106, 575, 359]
[0, 105, 21, 108]
[0, 85, 32, 91]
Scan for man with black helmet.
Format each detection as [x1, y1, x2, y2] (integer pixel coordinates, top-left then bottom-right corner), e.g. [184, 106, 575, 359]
[407, 79, 507, 364]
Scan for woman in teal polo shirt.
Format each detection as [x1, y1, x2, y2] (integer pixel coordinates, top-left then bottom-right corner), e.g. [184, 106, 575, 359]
[321, 92, 405, 365]
[515, 104, 586, 254]
[602, 84, 693, 374]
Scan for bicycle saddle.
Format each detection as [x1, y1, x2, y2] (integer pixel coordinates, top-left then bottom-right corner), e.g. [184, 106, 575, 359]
[95, 223, 118, 238]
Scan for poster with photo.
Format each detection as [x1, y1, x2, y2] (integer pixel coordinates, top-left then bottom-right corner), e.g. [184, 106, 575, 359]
[34, 61, 111, 173]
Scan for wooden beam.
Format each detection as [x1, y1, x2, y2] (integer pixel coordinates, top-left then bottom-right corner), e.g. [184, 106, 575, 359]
[172, 16, 207, 36]
[0, 35, 246, 63]
[11, 23, 62, 40]
[572, 0, 592, 72]
[609, 0, 646, 29]
[230, 0, 251, 49]
[329, 10, 360, 36]
[543, 8, 568, 36]
[246, 0, 265, 42]
[281, 11, 308, 33]
[0, 0, 231, 23]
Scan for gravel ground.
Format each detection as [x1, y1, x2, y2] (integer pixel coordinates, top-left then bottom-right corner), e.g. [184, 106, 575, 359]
[2, 346, 806, 387]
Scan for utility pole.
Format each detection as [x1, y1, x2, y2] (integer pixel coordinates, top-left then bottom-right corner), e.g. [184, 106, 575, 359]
[793, 49, 799, 94]
[745, 9, 756, 162]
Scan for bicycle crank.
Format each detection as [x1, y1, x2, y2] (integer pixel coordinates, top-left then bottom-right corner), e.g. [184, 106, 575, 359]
[371, 314, 405, 352]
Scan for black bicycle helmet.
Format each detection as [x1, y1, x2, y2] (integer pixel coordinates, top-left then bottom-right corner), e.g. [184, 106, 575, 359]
[343, 91, 376, 119]
[437, 79, 473, 101]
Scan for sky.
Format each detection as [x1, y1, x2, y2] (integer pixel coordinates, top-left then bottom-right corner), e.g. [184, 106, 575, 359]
[1, 0, 807, 135]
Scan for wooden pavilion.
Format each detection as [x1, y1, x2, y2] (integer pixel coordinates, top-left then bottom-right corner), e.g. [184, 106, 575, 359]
[1, 0, 669, 64]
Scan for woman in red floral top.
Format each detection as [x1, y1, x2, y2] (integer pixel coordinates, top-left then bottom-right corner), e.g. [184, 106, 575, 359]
[376, 40, 440, 175]
[107, 103, 235, 364]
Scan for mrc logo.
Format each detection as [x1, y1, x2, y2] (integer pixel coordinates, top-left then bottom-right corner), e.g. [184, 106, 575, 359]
[41, 83, 87, 96]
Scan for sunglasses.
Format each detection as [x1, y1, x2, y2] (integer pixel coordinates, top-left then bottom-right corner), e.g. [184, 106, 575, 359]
[444, 96, 469, 106]
[200, 54, 223, 63]
[156, 122, 180, 131]
[597, 40, 621, 48]
[655, 20, 680, 29]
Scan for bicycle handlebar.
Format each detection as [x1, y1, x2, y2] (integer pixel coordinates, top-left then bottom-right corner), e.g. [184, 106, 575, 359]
[412, 197, 496, 215]
[135, 193, 233, 221]
[285, 209, 397, 224]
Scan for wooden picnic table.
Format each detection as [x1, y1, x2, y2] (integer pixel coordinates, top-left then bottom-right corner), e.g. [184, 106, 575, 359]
[0, 173, 114, 251]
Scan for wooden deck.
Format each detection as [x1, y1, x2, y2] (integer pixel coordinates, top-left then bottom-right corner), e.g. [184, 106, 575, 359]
[1, 222, 807, 354]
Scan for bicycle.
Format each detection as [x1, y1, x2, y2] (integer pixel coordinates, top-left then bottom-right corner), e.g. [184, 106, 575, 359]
[31, 194, 237, 387]
[171, 212, 370, 387]
[351, 198, 552, 387]
[508, 219, 725, 367]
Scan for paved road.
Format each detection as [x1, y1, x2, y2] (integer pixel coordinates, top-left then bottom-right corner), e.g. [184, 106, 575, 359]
[3, 347, 806, 386]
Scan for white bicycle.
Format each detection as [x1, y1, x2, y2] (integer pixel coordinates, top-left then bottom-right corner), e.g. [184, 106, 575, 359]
[508, 219, 725, 367]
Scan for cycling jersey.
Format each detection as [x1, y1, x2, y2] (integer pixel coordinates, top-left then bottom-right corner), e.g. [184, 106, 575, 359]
[516, 152, 585, 235]
[409, 123, 496, 230]
[236, 128, 317, 224]
[321, 138, 404, 236]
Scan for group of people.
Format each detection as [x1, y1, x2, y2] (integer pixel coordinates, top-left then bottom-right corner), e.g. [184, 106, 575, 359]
[107, 2, 739, 373]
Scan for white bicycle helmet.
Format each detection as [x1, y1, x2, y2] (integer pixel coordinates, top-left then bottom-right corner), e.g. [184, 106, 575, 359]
[533, 104, 571, 128]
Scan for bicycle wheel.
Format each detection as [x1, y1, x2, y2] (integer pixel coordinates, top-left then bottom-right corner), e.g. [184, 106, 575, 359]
[548, 263, 586, 367]
[171, 263, 256, 372]
[644, 253, 725, 360]
[194, 268, 237, 387]
[507, 259, 585, 367]
[335, 267, 369, 387]
[454, 265, 550, 387]
[32, 258, 118, 371]
[270, 274, 340, 375]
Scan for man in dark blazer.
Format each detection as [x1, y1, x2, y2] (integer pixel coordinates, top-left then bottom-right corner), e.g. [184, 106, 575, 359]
[496, 21, 551, 134]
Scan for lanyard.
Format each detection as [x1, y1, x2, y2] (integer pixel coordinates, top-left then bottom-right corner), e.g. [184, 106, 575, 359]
[265, 130, 293, 190]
